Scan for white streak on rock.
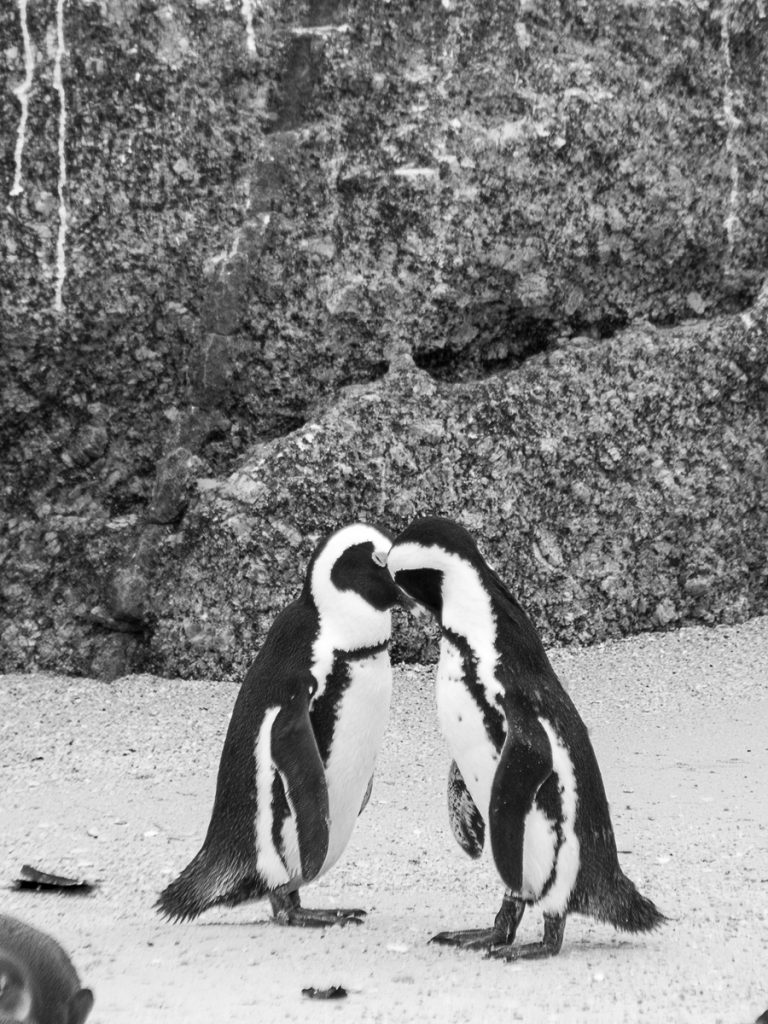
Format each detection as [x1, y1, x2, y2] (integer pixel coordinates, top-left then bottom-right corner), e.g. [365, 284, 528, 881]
[53, 0, 68, 313]
[393, 166, 439, 182]
[242, 0, 257, 55]
[10, 0, 34, 197]
[290, 23, 350, 37]
[720, 0, 741, 273]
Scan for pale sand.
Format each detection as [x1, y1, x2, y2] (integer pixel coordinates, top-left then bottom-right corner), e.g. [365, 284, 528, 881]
[1, 616, 766, 1023]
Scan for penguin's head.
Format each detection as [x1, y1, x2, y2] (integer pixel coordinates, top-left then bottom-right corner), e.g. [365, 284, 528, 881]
[381, 516, 493, 632]
[306, 523, 403, 649]
[386, 517, 548, 674]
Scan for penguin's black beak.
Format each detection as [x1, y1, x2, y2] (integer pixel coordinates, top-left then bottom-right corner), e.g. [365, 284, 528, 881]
[372, 548, 417, 611]
[401, 594, 430, 618]
[395, 589, 418, 611]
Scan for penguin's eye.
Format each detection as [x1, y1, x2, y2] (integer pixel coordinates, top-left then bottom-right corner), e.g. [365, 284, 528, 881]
[371, 550, 388, 568]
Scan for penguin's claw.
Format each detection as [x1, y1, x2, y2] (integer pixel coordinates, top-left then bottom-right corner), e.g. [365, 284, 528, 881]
[324, 907, 367, 925]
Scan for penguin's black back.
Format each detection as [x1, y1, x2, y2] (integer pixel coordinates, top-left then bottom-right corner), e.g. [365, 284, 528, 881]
[156, 597, 320, 920]
[211, 600, 315, 824]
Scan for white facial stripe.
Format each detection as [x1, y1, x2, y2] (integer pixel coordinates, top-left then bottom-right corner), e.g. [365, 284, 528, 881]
[537, 717, 580, 914]
[388, 540, 502, 700]
[311, 522, 393, 598]
[254, 707, 292, 888]
[311, 523, 393, 693]
[385, 540, 428, 577]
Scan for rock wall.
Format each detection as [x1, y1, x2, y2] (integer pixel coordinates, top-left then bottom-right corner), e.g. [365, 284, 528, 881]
[141, 298, 768, 678]
[1, 0, 767, 678]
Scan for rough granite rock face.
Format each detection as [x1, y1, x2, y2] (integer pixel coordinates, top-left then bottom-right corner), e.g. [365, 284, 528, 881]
[1, 0, 767, 677]
[142, 296, 768, 679]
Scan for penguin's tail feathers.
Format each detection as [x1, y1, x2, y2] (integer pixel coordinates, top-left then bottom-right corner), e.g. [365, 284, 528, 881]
[155, 845, 262, 923]
[604, 871, 666, 933]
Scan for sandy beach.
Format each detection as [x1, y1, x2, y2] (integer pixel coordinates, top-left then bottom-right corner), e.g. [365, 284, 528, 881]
[1, 616, 766, 1023]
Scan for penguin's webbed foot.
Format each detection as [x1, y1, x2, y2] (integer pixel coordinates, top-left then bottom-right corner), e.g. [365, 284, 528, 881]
[485, 940, 557, 961]
[278, 907, 365, 928]
[486, 912, 566, 961]
[269, 891, 365, 928]
[431, 893, 526, 952]
[333, 907, 367, 921]
[430, 927, 500, 951]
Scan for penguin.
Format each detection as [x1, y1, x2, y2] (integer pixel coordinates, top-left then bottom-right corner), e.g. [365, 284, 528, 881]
[156, 522, 404, 927]
[0, 914, 93, 1024]
[380, 516, 665, 959]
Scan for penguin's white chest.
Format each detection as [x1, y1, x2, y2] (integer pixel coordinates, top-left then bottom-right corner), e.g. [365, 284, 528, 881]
[435, 639, 580, 910]
[436, 639, 501, 826]
[319, 649, 392, 874]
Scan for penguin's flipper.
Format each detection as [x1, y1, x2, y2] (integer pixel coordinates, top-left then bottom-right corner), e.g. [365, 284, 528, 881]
[271, 681, 330, 884]
[447, 760, 485, 859]
[488, 707, 553, 894]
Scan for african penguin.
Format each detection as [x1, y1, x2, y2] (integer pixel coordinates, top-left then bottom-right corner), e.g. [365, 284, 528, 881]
[156, 522, 404, 927]
[0, 914, 94, 1024]
[381, 516, 665, 959]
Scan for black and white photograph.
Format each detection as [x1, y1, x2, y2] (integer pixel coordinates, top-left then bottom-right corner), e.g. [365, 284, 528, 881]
[1, 1, 766, 1021]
